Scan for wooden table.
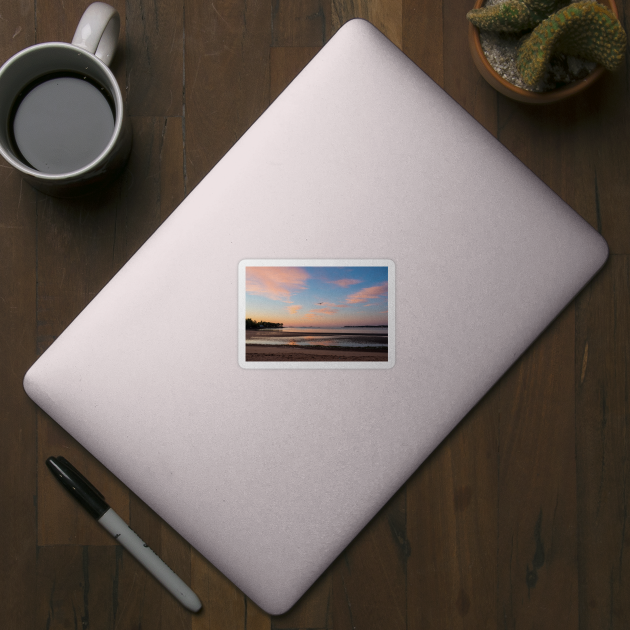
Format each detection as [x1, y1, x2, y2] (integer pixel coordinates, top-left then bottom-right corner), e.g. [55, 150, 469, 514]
[1, 1, 628, 628]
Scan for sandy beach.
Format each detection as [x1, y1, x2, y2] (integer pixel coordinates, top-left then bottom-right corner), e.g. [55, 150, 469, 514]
[245, 329, 388, 361]
[246, 345, 388, 361]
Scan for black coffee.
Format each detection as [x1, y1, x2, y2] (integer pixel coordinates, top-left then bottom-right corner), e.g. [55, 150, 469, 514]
[10, 73, 115, 174]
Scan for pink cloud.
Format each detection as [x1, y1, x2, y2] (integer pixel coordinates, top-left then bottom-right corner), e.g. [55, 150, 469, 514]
[329, 278, 362, 288]
[246, 267, 310, 302]
[346, 282, 388, 304]
[309, 308, 337, 315]
[287, 305, 302, 315]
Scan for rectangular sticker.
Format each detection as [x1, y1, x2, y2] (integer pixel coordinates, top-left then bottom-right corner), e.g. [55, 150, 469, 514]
[238, 260, 395, 369]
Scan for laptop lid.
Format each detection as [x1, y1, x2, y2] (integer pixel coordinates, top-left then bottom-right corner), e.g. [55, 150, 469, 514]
[23, 19, 607, 614]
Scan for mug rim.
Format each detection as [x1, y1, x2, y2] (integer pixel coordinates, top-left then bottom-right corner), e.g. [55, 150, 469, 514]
[0, 41, 125, 181]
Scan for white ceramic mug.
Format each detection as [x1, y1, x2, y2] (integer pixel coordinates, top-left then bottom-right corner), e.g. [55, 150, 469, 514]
[0, 2, 131, 197]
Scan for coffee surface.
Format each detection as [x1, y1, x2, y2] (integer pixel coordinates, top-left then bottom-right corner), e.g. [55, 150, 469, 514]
[12, 74, 115, 174]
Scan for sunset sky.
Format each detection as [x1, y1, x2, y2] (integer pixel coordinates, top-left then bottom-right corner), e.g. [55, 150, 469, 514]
[245, 266, 388, 327]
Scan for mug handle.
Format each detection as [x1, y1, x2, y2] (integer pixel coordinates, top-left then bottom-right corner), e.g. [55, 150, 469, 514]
[71, 2, 120, 67]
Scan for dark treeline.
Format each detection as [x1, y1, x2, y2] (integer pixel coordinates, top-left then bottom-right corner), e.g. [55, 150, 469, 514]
[246, 318, 283, 329]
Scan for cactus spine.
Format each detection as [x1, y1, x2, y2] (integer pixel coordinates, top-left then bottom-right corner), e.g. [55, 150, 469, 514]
[467, 0, 568, 33]
[516, 1, 627, 85]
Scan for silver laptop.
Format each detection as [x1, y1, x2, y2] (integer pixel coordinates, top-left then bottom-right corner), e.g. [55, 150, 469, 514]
[24, 19, 607, 614]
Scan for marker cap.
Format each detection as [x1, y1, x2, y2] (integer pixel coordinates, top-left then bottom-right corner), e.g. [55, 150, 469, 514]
[46, 456, 110, 519]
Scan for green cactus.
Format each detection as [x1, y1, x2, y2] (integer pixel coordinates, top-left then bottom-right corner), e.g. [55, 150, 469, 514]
[467, 0, 568, 33]
[516, 1, 627, 85]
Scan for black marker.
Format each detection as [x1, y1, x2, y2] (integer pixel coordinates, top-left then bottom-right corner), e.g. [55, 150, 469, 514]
[46, 456, 202, 612]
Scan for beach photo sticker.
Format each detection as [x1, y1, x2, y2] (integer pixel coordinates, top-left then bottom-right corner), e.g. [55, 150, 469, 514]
[238, 259, 395, 369]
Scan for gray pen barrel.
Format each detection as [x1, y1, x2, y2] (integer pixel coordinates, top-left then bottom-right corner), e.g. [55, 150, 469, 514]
[98, 508, 202, 612]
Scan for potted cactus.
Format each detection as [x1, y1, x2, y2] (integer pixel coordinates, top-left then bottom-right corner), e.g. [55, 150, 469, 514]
[467, 0, 627, 102]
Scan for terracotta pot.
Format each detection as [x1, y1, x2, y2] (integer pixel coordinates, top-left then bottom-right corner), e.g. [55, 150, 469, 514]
[468, 0, 619, 103]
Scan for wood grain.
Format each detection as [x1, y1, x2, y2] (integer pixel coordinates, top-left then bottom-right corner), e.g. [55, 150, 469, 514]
[37, 417, 129, 546]
[0, 4, 38, 629]
[576, 256, 630, 629]
[497, 304, 579, 629]
[443, 0, 497, 131]
[270, 47, 321, 102]
[184, 0, 271, 191]
[331, 486, 408, 630]
[271, 573, 332, 629]
[271, 0, 331, 46]
[494, 65, 630, 258]
[190, 549, 247, 630]
[403, 0, 444, 87]
[584, 72, 630, 254]
[0, 150, 38, 630]
[407, 392, 498, 629]
[125, 0, 184, 117]
[115, 495, 192, 629]
[36, 545, 119, 630]
[332, 0, 402, 48]
[111, 116, 185, 270]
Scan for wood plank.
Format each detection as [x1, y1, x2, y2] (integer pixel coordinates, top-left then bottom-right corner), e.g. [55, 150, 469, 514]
[36, 0, 124, 45]
[407, 392, 499, 629]
[402, 0, 444, 88]
[583, 72, 630, 254]
[33, 187, 120, 355]
[158, 518, 196, 629]
[0, 0, 36, 56]
[36, 545, 118, 630]
[110, 494, 192, 629]
[330, 486, 407, 630]
[38, 470, 195, 628]
[492, 40, 626, 628]
[37, 416, 129, 546]
[575, 255, 630, 629]
[0, 133, 38, 630]
[497, 305, 578, 628]
[271, 0, 331, 46]
[184, 0, 272, 192]
[190, 548, 247, 630]
[126, 0, 184, 117]
[0, 4, 38, 629]
[271, 573, 332, 629]
[331, 0, 402, 48]
[159, 117, 187, 220]
[496, 97, 598, 223]
[494, 63, 630, 257]
[112, 116, 185, 270]
[492, 71, 618, 630]
[443, 0, 497, 131]
[270, 47, 321, 103]
[247, 601, 271, 630]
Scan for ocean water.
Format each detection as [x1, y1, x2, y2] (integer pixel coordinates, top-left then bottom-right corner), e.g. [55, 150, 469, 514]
[246, 326, 388, 349]
[278, 327, 386, 334]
